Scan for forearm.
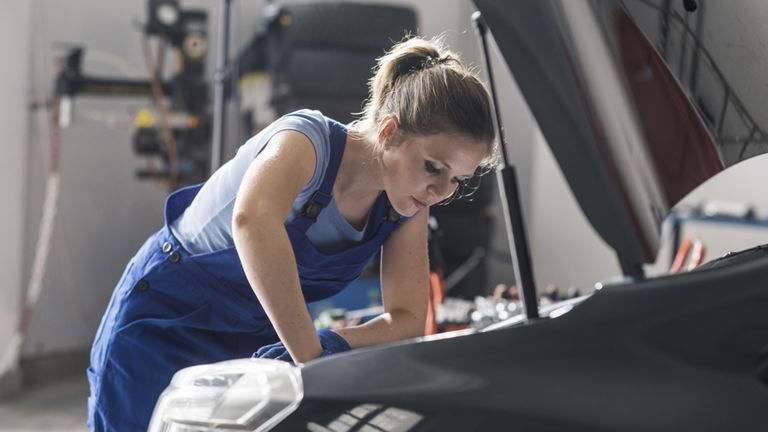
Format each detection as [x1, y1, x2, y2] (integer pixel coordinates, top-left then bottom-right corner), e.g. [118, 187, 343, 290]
[337, 210, 430, 350]
[334, 306, 426, 349]
[233, 216, 322, 363]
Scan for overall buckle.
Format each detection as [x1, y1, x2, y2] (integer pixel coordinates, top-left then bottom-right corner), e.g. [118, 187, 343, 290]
[301, 190, 332, 220]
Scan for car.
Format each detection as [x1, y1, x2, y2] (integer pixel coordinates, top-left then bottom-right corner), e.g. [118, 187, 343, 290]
[147, 1, 768, 430]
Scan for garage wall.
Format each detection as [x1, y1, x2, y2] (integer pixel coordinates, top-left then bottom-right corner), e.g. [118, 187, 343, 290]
[0, 0, 32, 389]
[21, 0, 176, 364]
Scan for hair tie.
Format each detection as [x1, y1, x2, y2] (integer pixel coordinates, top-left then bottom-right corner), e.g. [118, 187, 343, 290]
[393, 56, 423, 81]
[394, 55, 444, 81]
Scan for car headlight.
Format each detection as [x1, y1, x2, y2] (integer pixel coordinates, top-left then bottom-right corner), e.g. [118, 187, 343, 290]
[148, 358, 303, 432]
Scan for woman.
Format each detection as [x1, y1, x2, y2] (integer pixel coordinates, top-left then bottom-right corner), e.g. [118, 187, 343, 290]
[87, 36, 496, 431]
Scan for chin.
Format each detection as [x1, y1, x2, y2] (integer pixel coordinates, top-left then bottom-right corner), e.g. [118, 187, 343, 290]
[390, 198, 419, 218]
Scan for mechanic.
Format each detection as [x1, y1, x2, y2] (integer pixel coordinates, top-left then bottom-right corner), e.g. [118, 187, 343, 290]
[86, 36, 496, 432]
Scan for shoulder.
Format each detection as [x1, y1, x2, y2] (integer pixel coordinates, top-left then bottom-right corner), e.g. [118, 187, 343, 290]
[237, 110, 342, 203]
[260, 110, 336, 167]
[234, 129, 318, 222]
[239, 109, 331, 157]
[268, 110, 345, 195]
[270, 109, 330, 145]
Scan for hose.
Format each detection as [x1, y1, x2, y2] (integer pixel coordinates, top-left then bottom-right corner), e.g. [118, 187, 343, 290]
[0, 90, 62, 377]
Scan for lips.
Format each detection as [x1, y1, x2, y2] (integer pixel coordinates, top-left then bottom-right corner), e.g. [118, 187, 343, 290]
[412, 197, 428, 210]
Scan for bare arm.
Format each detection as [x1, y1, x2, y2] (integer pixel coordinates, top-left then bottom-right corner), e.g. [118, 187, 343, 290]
[334, 209, 430, 348]
[232, 130, 323, 363]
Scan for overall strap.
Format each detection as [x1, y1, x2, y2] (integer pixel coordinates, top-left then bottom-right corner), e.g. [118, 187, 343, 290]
[163, 183, 205, 225]
[361, 192, 406, 242]
[291, 118, 347, 232]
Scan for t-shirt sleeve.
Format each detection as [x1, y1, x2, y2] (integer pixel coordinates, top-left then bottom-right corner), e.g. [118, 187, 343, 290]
[253, 110, 330, 198]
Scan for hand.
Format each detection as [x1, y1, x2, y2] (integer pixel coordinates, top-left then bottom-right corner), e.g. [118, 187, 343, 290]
[253, 340, 293, 362]
[316, 328, 352, 356]
[253, 329, 352, 363]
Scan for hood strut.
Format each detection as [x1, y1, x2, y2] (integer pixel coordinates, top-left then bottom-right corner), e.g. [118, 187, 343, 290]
[472, 12, 540, 321]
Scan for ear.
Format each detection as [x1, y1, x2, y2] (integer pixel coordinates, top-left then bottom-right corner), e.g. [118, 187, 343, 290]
[376, 115, 399, 147]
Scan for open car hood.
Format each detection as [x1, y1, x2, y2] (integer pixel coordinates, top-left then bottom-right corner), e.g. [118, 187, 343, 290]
[473, 0, 723, 274]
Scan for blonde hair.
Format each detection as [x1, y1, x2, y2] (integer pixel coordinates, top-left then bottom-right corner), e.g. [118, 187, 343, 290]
[354, 36, 497, 167]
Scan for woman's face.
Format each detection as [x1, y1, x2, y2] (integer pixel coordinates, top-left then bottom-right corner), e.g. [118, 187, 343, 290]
[380, 130, 487, 217]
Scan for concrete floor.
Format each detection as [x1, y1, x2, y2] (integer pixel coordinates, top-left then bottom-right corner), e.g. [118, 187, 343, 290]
[0, 375, 88, 431]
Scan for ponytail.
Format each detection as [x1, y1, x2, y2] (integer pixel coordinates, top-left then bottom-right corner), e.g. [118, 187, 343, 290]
[356, 36, 497, 166]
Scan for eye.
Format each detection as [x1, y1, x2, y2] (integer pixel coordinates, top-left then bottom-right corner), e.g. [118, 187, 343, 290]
[424, 160, 441, 174]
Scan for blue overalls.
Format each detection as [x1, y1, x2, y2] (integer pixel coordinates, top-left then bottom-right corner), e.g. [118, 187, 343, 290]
[87, 119, 407, 431]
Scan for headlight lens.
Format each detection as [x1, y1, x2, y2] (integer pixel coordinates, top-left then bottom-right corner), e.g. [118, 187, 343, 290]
[148, 358, 303, 432]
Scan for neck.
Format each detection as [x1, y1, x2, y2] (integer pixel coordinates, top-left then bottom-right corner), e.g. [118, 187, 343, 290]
[335, 131, 383, 199]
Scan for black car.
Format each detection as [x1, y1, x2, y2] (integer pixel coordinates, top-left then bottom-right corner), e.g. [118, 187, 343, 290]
[148, 1, 768, 431]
